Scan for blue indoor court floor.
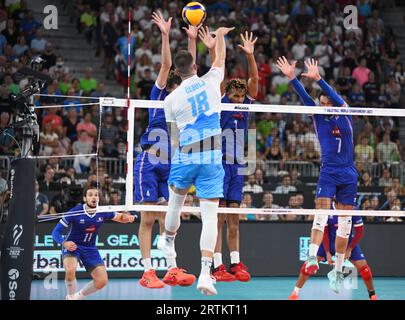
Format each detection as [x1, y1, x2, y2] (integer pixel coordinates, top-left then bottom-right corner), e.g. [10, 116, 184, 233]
[30, 277, 405, 300]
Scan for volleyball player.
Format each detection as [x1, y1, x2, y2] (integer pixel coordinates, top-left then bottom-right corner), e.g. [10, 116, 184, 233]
[158, 26, 234, 296]
[52, 185, 135, 300]
[289, 211, 377, 300]
[199, 28, 259, 282]
[277, 57, 357, 293]
[135, 11, 195, 289]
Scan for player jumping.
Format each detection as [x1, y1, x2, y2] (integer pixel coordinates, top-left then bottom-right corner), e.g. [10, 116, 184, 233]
[52, 185, 135, 300]
[289, 212, 377, 300]
[158, 26, 235, 296]
[277, 57, 357, 293]
[199, 28, 259, 282]
[135, 11, 195, 289]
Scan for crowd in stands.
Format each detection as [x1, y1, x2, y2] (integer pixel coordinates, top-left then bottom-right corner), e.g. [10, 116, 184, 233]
[0, 0, 404, 222]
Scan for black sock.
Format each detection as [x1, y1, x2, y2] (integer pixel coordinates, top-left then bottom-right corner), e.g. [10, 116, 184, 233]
[368, 290, 375, 298]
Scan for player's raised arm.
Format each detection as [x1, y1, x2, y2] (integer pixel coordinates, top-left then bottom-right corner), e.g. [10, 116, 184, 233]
[238, 31, 259, 99]
[211, 27, 235, 74]
[152, 11, 172, 88]
[302, 58, 346, 108]
[183, 25, 198, 64]
[276, 56, 316, 106]
[112, 211, 136, 224]
[198, 26, 216, 65]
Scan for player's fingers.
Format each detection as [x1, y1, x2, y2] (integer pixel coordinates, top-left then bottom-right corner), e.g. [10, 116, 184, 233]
[302, 73, 309, 77]
[252, 37, 258, 44]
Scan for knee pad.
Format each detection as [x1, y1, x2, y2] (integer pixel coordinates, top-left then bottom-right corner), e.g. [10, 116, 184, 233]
[300, 262, 310, 276]
[312, 214, 328, 232]
[359, 265, 372, 281]
[165, 188, 186, 232]
[337, 216, 352, 239]
[200, 201, 219, 252]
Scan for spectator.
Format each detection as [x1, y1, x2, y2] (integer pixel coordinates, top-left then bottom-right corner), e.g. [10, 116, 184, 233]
[242, 175, 263, 194]
[386, 76, 401, 108]
[40, 42, 58, 70]
[30, 29, 47, 54]
[76, 112, 97, 145]
[2, 19, 19, 47]
[240, 193, 256, 221]
[386, 199, 403, 222]
[376, 133, 401, 164]
[12, 35, 29, 57]
[380, 190, 397, 210]
[19, 10, 41, 44]
[384, 40, 401, 78]
[41, 107, 63, 131]
[385, 178, 405, 196]
[359, 171, 375, 187]
[49, 176, 72, 215]
[282, 195, 302, 221]
[110, 190, 123, 206]
[362, 72, 379, 106]
[35, 180, 49, 216]
[355, 136, 374, 168]
[100, 113, 119, 157]
[72, 130, 93, 173]
[137, 68, 154, 99]
[39, 122, 59, 156]
[0, 111, 16, 155]
[290, 168, 303, 188]
[274, 175, 297, 194]
[39, 165, 55, 191]
[254, 169, 266, 186]
[49, 57, 70, 80]
[79, 67, 98, 95]
[291, 35, 308, 61]
[393, 62, 404, 85]
[63, 107, 80, 142]
[379, 168, 393, 187]
[352, 58, 371, 87]
[80, 5, 96, 44]
[258, 192, 280, 221]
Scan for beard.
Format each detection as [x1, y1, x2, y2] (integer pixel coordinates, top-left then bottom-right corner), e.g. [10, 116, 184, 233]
[86, 200, 97, 209]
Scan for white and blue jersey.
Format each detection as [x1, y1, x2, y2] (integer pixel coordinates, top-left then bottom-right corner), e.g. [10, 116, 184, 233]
[290, 78, 358, 206]
[221, 94, 254, 203]
[318, 215, 365, 261]
[164, 68, 225, 199]
[135, 82, 170, 203]
[52, 204, 116, 272]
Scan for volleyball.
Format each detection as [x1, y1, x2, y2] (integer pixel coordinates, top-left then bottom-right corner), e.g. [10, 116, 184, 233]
[182, 2, 206, 27]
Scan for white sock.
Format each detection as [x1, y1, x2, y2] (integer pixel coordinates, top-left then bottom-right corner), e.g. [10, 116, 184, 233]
[199, 201, 219, 252]
[165, 188, 186, 233]
[335, 253, 345, 272]
[200, 257, 212, 276]
[230, 251, 240, 264]
[308, 244, 319, 257]
[213, 253, 223, 268]
[79, 281, 100, 297]
[143, 258, 152, 271]
[294, 286, 301, 294]
[65, 279, 77, 296]
[167, 257, 177, 269]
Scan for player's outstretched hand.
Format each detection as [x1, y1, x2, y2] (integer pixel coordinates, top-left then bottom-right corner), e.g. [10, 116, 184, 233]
[238, 31, 257, 56]
[302, 58, 322, 81]
[116, 212, 136, 223]
[212, 26, 235, 36]
[63, 241, 77, 252]
[276, 56, 297, 80]
[183, 25, 198, 40]
[152, 11, 172, 36]
[198, 26, 216, 49]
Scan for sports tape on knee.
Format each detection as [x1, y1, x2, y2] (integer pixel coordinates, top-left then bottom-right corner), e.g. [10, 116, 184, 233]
[199, 201, 219, 252]
[165, 188, 186, 233]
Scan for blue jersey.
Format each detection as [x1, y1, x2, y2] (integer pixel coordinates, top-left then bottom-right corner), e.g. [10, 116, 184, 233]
[60, 204, 116, 247]
[220, 95, 254, 162]
[326, 215, 363, 243]
[140, 83, 170, 151]
[312, 114, 355, 167]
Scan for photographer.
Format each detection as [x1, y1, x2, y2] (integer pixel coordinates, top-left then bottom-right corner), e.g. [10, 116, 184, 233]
[49, 176, 82, 215]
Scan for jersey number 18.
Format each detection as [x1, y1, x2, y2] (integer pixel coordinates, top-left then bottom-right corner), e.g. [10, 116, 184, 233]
[188, 91, 209, 117]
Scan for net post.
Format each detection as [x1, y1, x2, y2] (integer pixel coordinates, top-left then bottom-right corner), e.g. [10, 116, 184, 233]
[125, 100, 135, 207]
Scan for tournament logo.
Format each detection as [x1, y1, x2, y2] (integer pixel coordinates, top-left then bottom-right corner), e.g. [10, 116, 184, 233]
[6, 224, 25, 259]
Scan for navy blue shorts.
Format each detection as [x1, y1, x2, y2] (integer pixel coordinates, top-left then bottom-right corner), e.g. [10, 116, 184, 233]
[222, 163, 244, 203]
[134, 151, 170, 203]
[62, 245, 104, 272]
[316, 165, 358, 206]
[317, 242, 365, 261]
